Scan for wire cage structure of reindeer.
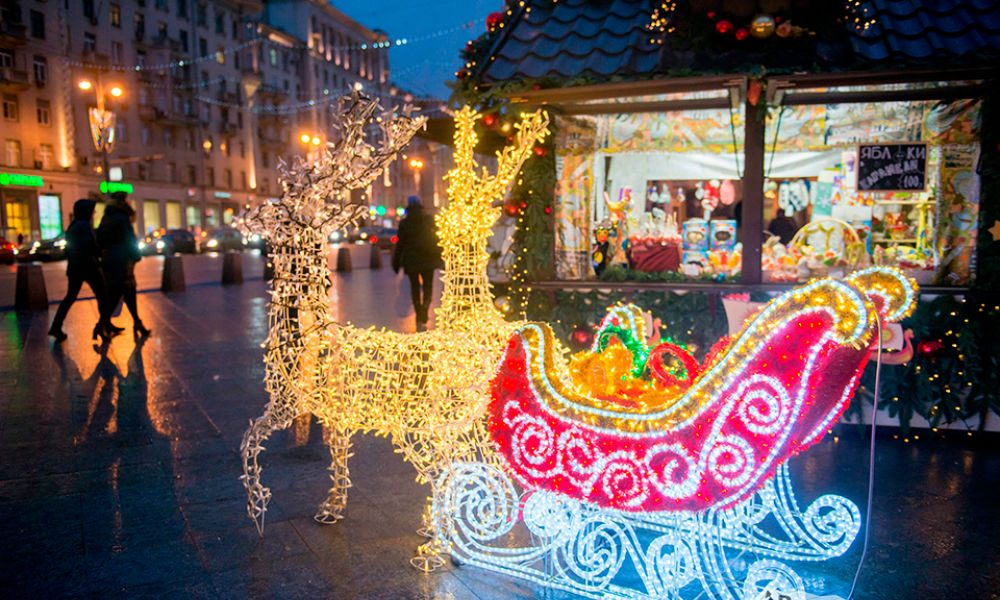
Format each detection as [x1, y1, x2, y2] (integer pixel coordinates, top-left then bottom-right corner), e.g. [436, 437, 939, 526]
[239, 94, 549, 570]
[432, 267, 917, 600]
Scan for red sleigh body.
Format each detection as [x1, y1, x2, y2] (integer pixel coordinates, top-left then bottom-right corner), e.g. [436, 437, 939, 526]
[489, 268, 916, 513]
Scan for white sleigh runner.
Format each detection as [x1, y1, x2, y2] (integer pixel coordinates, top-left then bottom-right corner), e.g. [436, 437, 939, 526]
[431, 268, 917, 600]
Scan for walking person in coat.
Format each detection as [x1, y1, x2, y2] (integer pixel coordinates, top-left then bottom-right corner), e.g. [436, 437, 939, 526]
[48, 199, 117, 342]
[97, 192, 150, 338]
[392, 196, 443, 332]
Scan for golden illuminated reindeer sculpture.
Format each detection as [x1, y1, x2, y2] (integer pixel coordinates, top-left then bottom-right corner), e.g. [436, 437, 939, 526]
[240, 98, 548, 569]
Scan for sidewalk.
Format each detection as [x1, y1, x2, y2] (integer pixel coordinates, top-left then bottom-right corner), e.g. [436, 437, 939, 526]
[1, 269, 998, 599]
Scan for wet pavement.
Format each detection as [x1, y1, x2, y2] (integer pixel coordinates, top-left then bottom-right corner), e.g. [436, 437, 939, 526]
[1, 266, 998, 599]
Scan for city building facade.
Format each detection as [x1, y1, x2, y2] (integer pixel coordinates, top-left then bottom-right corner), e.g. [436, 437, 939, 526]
[1, 0, 434, 243]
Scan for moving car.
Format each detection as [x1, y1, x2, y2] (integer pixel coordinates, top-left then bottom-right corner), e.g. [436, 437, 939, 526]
[0, 238, 16, 264]
[16, 234, 67, 262]
[200, 226, 244, 252]
[139, 229, 197, 255]
[353, 226, 398, 251]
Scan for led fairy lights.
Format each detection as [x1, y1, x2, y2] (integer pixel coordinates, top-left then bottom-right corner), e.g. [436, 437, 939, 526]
[487, 267, 918, 514]
[239, 98, 548, 571]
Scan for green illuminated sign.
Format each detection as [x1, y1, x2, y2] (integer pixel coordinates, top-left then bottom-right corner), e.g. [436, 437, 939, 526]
[100, 181, 134, 194]
[0, 173, 44, 187]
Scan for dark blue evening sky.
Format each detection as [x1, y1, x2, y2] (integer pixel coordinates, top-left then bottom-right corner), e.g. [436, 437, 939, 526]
[332, 0, 501, 101]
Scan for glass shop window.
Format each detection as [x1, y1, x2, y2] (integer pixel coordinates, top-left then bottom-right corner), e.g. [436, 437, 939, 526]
[553, 90, 745, 281]
[761, 83, 982, 286]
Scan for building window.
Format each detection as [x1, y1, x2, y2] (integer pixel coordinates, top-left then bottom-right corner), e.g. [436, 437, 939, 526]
[155, 0, 166, 10]
[110, 3, 121, 27]
[240, 171, 246, 189]
[164, 128, 173, 147]
[206, 166, 214, 187]
[140, 123, 150, 145]
[39, 143, 54, 170]
[83, 33, 96, 53]
[134, 13, 145, 41]
[166, 162, 176, 183]
[216, 45, 225, 64]
[177, 0, 187, 19]
[269, 48, 277, 66]
[237, 112, 243, 130]
[33, 56, 47, 87]
[30, 10, 45, 38]
[36, 99, 50, 126]
[138, 163, 147, 180]
[187, 164, 196, 184]
[137, 50, 146, 67]
[111, 42, 122, 64]
[117, 119, 127, 143]
[157, 22, 167, 41]
[2, 95, 17, 121]
[179, 30, 188, 52]
[199, 37, 207, 57]
[225, 168, 232, 189]
[83, 0, 95, 20]
[239, 141, 245, 158]
[5, 139, 21, 167]
[196, 3, 206, 26]
[214, 11, 224, 34]
[261, 151, 269, 169]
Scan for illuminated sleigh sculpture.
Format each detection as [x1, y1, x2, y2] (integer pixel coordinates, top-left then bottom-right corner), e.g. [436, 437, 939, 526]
[434, 267, 916, 600]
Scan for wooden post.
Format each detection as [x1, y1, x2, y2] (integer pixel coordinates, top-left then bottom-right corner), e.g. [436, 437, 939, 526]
[369, 244, 382, 269]
[741, 95, 765, 285]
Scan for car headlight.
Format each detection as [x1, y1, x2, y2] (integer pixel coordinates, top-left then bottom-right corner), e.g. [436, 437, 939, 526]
[55, 240, 67, 248]
[138, 241, 146, 250]
[156, 240, 165, 250]
[206, 239, 219, 248]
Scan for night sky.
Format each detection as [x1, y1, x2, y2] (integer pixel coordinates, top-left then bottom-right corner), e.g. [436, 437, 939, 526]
[333, 0, 499, 101]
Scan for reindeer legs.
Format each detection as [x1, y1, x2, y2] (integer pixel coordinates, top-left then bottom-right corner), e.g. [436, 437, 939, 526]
[315, 426, 354, 524]
[240, 415, 279, 535]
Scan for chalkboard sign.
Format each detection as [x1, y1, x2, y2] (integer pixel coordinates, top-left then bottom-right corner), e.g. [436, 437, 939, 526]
[856, 142, 927, 192]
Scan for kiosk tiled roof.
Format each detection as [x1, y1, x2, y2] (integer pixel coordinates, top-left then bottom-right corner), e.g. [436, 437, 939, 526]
[474, 0, 1000, 84]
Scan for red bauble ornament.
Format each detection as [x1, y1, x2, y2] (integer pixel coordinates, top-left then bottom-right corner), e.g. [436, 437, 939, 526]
[916, 339, 946, 359]
[716, 20, 733, 34]
[570, 327, 594, 350]
[533, 146, 547, 157]
[456, 70, 467, 79]
[544, 206, 552, 214]
[487, 12, 504, 30]
[706, 11, 716, 18]
[482, 113, 497, 127]
[735, 28, 749, 40]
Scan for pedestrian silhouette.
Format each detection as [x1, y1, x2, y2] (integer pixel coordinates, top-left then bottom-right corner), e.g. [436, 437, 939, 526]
[97, 192, 150, 338]
[49, 199, 116, 342]
[392, 196, 442, 331]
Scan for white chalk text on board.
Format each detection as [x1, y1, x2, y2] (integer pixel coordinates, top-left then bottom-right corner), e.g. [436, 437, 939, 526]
[857, 142, 927, 192]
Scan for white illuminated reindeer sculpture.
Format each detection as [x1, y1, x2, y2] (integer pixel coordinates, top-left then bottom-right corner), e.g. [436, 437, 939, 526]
[240, 96, 548, 570]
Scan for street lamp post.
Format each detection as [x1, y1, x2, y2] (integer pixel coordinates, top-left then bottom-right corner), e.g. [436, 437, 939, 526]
[78, 77, 124, 191]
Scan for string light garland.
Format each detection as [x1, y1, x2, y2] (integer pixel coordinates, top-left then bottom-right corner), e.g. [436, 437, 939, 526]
[239, 97, 548, 572]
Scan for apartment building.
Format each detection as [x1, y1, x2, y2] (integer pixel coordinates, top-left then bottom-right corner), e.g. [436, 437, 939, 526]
[0, 0, 415, 243]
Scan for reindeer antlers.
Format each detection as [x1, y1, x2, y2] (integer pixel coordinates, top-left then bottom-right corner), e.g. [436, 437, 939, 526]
[445, 107, 549, 209]
[241, 91, 426, 242]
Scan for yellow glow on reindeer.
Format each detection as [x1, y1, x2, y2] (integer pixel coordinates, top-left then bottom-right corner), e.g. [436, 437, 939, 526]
[240, 97, 548, 571]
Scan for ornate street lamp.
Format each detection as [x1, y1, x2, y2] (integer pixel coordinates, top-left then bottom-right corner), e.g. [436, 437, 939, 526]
[79, 78, 124, 189]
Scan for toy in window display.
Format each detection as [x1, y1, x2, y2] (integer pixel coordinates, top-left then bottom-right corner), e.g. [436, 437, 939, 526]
[604, 189, 632, 268]
[591, 219, 613, 276]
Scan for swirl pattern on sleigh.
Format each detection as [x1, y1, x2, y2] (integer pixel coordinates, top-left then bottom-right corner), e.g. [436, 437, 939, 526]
[488, 267, 917, 514]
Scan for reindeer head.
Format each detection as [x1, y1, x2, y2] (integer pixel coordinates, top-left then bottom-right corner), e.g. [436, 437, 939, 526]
[437, 107, 549, 270]
[241, 91, 427, 247]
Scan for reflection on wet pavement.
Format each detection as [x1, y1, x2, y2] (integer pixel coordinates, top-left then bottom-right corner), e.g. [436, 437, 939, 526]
[1, 267, 998, 599]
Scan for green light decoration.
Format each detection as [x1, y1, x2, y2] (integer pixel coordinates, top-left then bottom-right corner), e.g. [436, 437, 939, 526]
[0, 173, 44, 187]
[99, 181, 134, 194]
[376, 205, 387, 216]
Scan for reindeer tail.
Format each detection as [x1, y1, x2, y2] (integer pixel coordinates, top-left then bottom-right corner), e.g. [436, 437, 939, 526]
[240, 414, 277, 535]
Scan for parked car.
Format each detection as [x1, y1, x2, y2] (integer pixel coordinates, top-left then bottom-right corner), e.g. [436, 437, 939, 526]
[0, 237, 16, 264]
[139, 229, 197, 255]
[353, 227, 398, 250]
[16, 234, 67, 262]
[200, 226, 244, 252]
